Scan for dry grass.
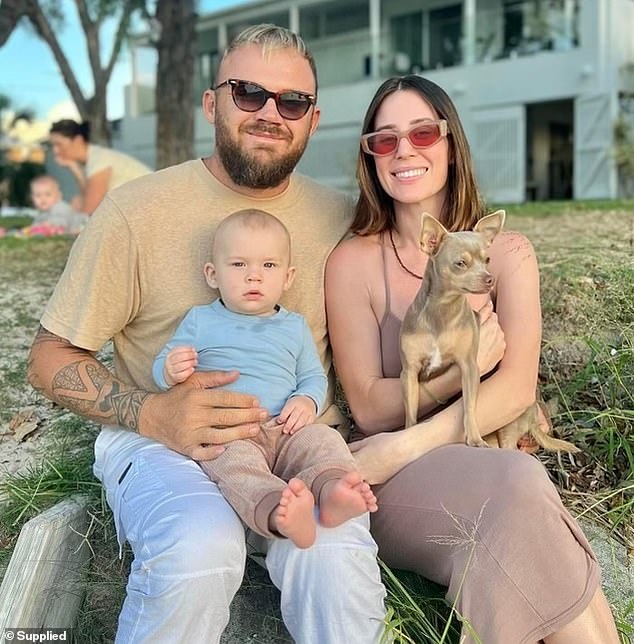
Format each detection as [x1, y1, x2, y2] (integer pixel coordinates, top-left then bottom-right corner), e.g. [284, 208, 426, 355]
[0, 205, 632, 641]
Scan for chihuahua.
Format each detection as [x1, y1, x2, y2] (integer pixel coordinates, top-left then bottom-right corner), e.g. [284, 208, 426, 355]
[489, 399, 579, 453]
[399, 210, 578, 453]
[399, 211, 503, 446]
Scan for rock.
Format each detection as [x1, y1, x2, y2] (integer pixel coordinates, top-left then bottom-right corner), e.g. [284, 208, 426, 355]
[581, 520, 634, 627]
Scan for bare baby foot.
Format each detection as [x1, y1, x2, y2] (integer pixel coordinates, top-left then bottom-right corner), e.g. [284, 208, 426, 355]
[271, 478, 316, 549]
[319, 471, 378, 528]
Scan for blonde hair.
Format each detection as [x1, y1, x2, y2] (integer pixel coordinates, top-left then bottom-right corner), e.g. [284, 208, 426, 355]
[213, 208, 291, 258]
[220, 23, 318, 93]
[30, 175, 61, 191]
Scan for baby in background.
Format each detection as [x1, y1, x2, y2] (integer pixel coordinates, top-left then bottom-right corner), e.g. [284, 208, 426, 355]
[30, 175, 86, 235]
[153, 209, 377, 549]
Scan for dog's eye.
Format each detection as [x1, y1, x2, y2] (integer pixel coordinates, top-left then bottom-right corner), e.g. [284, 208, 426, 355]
[455, 260, 467, 269]
[485, 257, 491, 265]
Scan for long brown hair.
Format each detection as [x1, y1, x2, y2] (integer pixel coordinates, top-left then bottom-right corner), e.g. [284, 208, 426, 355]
[351, 75, 485, 235]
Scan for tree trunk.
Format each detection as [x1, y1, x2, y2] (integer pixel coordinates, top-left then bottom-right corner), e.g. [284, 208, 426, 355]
[1, 0, 140, 147]
[85, 93, 111, 146]
[0, 0, 26, 47]
[155, 0, 196, 170]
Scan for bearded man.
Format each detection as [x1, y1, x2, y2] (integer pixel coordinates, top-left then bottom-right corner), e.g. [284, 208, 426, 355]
[27, 24, 387, 644]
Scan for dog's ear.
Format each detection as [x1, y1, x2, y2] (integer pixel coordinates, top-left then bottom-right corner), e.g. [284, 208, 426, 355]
[420, 213, 448, 255]
[474, 209, 505, 245]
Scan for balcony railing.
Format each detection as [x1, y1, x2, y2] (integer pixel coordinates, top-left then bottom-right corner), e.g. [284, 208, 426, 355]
[475, 0, 579, 64]
[127, 0, 581, 113]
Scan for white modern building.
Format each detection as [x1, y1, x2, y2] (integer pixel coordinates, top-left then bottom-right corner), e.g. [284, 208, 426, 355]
[120, 0, 634, 203]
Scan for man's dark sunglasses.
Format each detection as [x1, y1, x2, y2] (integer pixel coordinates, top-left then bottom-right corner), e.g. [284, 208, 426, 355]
[214, 78, 316, 121]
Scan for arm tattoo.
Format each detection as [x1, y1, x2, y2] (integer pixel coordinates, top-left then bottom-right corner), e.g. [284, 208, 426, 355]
[101, 383, 151, 432]
[51, 360, 150, 432]
[34, 326, 150, 432]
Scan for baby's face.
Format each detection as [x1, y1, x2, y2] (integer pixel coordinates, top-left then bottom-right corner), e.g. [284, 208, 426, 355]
[31, 181, 61, 212]
[205, 225, 295, 317]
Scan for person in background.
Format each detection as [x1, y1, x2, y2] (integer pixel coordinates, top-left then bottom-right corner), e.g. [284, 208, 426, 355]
[29, 174, 86, 235]
[48, 119, 151, 214]
[325, 74, 620, 644]
[28, 24, 388, 644]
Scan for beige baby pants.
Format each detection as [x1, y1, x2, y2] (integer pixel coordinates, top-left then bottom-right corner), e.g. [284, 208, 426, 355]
[199, 422, 357, 537]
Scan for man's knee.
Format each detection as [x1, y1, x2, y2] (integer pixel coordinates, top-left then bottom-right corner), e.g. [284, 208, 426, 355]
[121, 484, 246, 577]
[135, 496, 247, 578]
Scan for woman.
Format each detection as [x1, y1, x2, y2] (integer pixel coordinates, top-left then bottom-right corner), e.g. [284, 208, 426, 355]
[49, 120, 151, 214]
[325, 75, 619, 644]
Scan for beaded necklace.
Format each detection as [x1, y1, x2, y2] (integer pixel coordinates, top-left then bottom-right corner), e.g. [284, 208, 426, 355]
[388, 229, 423, 280]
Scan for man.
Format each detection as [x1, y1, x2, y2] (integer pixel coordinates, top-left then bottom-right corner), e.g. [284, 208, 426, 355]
[27, 24, 388, 644]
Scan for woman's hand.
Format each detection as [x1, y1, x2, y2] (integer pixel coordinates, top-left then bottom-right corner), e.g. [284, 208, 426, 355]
[55, 157, 86, 189]
[54, 155, 77, 169]
[517, 401, 552, 453]
[349, 431, 414, 485]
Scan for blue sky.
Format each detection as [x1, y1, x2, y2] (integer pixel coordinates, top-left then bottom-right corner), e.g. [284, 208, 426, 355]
[0, 0, 253, 121]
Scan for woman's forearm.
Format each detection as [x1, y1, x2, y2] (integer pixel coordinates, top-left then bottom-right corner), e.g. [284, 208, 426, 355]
[353, 366, 536, 478]
[350, 403, 465, 484]
[350, 365, 464, 434]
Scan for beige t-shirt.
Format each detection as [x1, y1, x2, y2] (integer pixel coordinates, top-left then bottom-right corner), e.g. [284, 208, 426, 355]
[86, 144, 151, 190]
[41, 159, 353, 426]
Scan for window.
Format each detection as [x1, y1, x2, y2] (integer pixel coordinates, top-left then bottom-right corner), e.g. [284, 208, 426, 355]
[227, 12, 290, 42]
[390, 12, 423, 74]
[503, 0, 580, 57]
[195, 27, 219, 94]
[429, 4, 462, 69]
[300, 0, 369, 40]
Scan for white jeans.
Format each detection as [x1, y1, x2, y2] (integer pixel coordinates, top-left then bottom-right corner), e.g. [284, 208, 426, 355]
[94, 427, 388, 644]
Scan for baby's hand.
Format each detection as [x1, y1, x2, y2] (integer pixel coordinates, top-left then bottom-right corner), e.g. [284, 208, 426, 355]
[278, 396, 317, 434]
[164, 346, 198, 386]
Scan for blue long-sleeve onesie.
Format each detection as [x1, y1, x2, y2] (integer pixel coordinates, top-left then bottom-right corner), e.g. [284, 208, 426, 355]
[152, 299, 327, 415]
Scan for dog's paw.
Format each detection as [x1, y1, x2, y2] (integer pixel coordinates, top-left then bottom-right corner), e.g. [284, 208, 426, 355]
[466, 438, 491, 448]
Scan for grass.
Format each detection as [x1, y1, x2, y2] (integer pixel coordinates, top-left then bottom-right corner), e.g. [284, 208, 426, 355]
[492, 198, 634, 217]
[380, 564, 463, 644]
[541, 331, 634, 550]
[0, 215, 34, 230]
[0, 413, 101, 578]
[0, 201, 633, 642]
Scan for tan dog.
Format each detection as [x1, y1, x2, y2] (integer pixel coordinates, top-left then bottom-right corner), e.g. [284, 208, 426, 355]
[399, 211, 504, 446]
[400, 210, 579, 453]
[489, 399, 580, 453]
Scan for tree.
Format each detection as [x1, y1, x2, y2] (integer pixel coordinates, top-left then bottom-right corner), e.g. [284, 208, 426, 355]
[0, 0, 143, 145]
[0, 0, 198, 169]
[153, 0, 196, 169]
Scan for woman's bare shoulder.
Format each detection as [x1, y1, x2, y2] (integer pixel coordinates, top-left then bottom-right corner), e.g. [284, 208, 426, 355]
[491, 230, 536, 260]
[489, 230, 538, 279]
[329, 233, 382, 266]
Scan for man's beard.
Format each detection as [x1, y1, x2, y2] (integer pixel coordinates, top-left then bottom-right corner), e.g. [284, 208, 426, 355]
[215, 116, 309, 189]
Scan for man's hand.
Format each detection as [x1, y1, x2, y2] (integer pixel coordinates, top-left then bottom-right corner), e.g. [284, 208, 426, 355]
[164, 346, 198, 386]
[277, 395, 317, 434]
[140, 370, 269, 460]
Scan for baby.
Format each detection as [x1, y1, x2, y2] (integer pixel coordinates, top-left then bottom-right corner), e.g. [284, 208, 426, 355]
[153, 209, 377, 548]
[30, 175, 85, 235]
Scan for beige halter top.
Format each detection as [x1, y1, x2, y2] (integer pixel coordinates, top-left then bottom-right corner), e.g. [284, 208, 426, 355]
[378, 234, 406, 379]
